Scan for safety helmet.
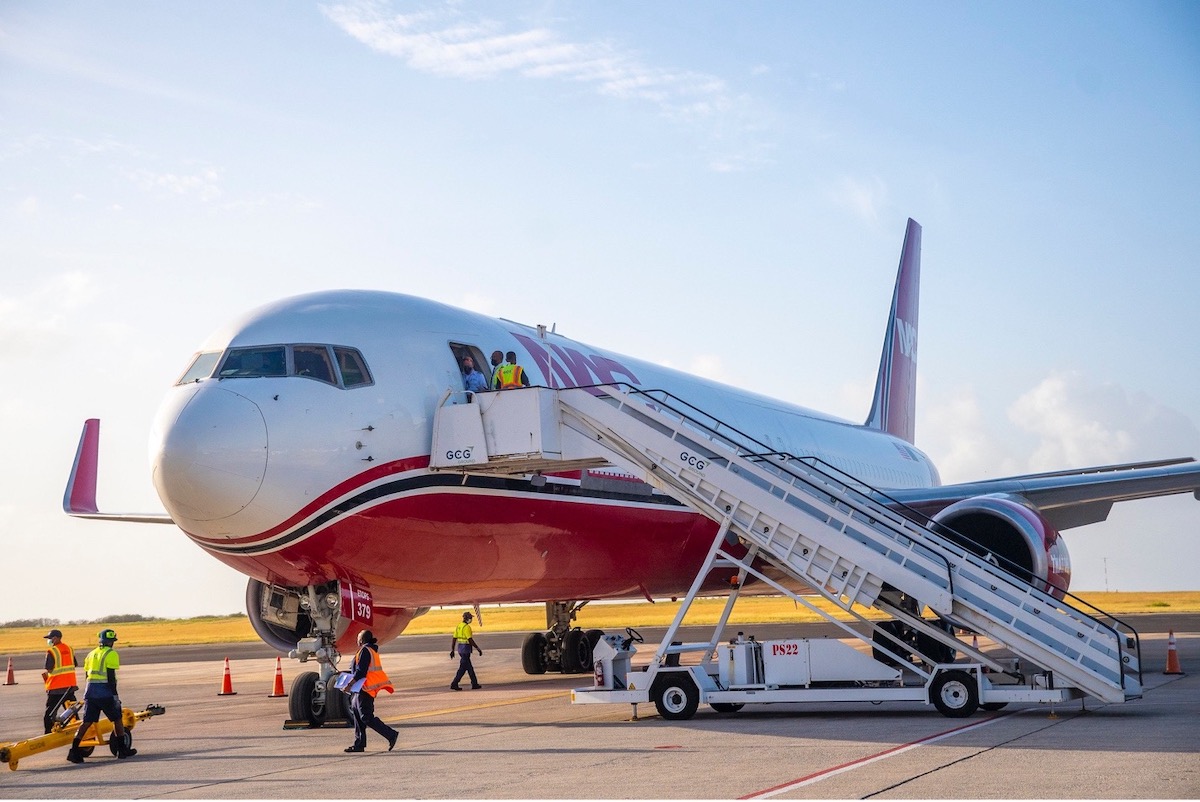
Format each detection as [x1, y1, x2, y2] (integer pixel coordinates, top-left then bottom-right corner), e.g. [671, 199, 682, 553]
[98, 628, 118, 645]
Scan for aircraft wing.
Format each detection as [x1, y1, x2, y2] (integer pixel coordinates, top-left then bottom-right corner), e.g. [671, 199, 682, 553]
[887, 457, 1200, 530]
[64, 419, 175, 524]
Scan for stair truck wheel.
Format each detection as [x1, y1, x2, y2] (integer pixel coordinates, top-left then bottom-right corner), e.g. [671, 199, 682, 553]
[561, 628, 592, 674]
[709, 703, 744, 713]
[521, 632, 548, 675]
[289, 671, 323, 725]
[930, 670, 979, 718]
[652, 671, 700, 721]
[980, 702, 1008, 711]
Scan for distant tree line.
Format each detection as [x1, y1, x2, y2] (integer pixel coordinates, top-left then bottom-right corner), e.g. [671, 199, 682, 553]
[1, 613, 246, 628]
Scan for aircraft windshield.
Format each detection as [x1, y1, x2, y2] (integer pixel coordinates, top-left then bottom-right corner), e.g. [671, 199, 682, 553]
[175, 344, 374, 389]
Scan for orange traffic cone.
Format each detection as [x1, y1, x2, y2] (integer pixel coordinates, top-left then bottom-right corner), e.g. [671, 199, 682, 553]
[3, 657, 16, 685]
[971, 634, 980, 650]
[1163, 630, 1184, 675]
[217, 657, 238, 695]
[268, 657, 288, 698]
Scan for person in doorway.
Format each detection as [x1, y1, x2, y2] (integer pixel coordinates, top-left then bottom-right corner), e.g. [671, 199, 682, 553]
[489, 350, 505, 388]
[461, 354, 488, 395]
[66, 629, 136, 763]
[42, 629, 78, 734]
[449, 611, 483, 690]
[344, 629, 399, 753]
[493, 351, 530, 390]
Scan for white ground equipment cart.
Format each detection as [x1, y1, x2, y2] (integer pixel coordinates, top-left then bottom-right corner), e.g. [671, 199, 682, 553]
[431, 384, 1142, 720]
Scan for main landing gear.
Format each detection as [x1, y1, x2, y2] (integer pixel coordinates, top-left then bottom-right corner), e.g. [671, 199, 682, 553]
[521, 601, 604, 675]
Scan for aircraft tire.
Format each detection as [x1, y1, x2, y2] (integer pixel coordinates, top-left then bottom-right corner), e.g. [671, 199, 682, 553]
[560, 628, 591, 674]
[652, 672, 699, 721]
[930, 670, 979, 718]
[288, 671, 322, 725]
[521, 632, 548, 675]
[872, 620, 911, 667]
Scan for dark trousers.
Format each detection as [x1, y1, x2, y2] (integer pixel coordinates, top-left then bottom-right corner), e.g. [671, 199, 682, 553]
[350, 691, 397, 749]
[452, 646, 479, 688]
[45, 687, 77, 734]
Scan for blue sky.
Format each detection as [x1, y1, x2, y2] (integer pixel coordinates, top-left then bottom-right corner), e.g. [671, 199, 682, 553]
[2, 1, 1197, 621]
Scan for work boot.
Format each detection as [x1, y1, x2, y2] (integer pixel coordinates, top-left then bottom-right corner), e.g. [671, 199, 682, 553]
[117, 744, 138, 759]
[66, 746, 85, 764]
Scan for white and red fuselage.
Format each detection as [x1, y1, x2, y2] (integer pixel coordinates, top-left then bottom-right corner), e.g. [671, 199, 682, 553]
[150, 290, 939, 626]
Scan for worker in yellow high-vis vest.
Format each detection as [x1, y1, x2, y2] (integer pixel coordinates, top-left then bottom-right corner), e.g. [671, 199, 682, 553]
[42, 629, 78, 734]
[492, 351, 530, 390]
[66, 628, 136, 763]
[449, 611, 483, 690]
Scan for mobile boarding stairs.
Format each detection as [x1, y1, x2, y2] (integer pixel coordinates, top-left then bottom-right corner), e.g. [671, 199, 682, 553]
[430, 384, 1142, 719]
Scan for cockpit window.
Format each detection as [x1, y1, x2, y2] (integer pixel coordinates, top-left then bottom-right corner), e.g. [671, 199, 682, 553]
[203, 343, 373, 389]
[335, 347, 372, 388]
[292, 345, 336, 385]
[176, 351, 222, 384]
[219, 346, 286, 378]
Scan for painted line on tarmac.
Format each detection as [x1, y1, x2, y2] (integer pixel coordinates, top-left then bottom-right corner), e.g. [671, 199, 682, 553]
[739, 711, 1018, 799]
[385, 690, 565, 722]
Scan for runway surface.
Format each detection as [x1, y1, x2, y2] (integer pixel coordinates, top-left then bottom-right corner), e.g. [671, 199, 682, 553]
[1, 616, 1196, 799]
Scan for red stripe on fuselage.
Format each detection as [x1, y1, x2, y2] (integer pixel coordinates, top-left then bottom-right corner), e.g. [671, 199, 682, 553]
[199, 488, 728, 607]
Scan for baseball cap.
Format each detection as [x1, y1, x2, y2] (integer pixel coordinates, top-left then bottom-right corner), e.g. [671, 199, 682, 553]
[43, 629, 63, 639]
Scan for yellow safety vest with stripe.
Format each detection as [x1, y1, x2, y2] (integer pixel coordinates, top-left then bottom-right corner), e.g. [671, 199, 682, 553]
[454, 622, 473, 643]
[496, 363, 525, 389]
[360, 648, 394, 697]
[45, 642, 77, 691]
[83, 646, 119, 686]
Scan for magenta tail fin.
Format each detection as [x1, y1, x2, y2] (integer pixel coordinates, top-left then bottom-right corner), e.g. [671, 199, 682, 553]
[864, 219, 921, 443]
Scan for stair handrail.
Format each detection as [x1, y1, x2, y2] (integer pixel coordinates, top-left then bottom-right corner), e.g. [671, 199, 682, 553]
[572, 382, 1136, 686]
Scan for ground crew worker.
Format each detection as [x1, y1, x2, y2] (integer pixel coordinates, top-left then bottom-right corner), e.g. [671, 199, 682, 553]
[449, 611, 483, 690]
[67, 628, 136, 763]
[344, 629, 398, 753]
[42, 628, 78, 734]
[489, 350, 504, 388]
[493, 350, 530, 389]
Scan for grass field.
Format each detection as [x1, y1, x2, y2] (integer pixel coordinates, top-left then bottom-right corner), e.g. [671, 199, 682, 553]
[2, 591, 1197, 655]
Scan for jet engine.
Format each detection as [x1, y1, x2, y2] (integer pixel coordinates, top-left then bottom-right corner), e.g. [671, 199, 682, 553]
[929, 493, 1071, 596]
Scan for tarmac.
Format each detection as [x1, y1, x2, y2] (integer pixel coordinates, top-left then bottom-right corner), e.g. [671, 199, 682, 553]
[0, 614, 1196, 799]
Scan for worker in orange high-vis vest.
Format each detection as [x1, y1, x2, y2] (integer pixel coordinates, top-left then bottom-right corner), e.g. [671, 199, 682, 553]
[493, 350, 531, 390]
[343, 630, 398, 753]
[42, 629, 78, 734]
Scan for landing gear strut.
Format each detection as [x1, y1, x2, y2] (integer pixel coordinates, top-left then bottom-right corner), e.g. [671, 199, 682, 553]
[285, 586, 348, 726]
[521, 601, 603, 675]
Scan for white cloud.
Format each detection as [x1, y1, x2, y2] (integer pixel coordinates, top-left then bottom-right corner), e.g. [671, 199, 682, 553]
[831, 175, 887, 223]
[0, 272, 94, 359]
[321, 1, 769, 169]
[1009, 372, 1199, 469]
[129, 167, 223, 201]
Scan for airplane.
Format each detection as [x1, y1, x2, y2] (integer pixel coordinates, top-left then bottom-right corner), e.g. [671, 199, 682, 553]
[64, 218, 1200, 723]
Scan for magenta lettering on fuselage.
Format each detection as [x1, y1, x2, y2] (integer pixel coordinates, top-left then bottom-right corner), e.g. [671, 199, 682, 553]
[511, 333, 641, 388]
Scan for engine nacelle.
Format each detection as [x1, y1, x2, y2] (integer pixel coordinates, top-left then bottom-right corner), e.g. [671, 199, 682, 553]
[930, 493, 1071, 597]
[246, 578, 426, 653]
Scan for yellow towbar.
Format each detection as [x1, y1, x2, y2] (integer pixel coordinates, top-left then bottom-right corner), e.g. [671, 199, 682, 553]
[0, 702, 166, 771]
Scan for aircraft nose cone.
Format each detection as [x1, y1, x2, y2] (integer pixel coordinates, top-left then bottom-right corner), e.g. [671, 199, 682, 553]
[152, 386, 267, 522]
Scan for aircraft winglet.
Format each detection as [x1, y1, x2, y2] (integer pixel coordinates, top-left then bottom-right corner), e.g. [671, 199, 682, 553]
[63, 418, 175, 524]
